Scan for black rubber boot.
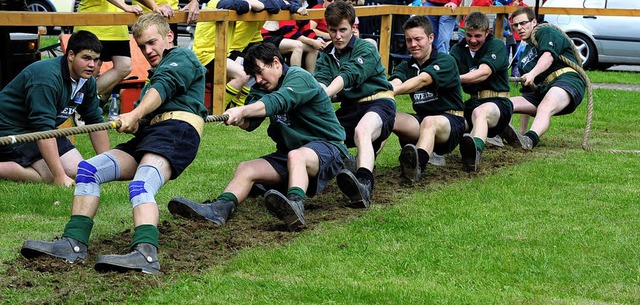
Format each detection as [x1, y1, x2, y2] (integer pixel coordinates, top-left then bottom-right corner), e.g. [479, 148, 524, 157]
[264, 190, 306, 230]
[399, 144, 421, 183]
[336, 169, 372, 209]
[460, 135, 481, 172]
[168, 197, 236, 225]
[21, 236, 87, 263]
[94, 243, 160, 274]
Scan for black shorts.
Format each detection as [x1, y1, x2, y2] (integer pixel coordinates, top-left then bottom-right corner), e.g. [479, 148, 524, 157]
[262, 36, 284, 48]
[0, 137, 75, 167]
[260, 141, 344, 197]
[228, 42, 259, 61]
[408, 113, 466, 155]
[99, 40, 131, 62]
[336, 98, 396, 153]
[521, 81, 584, 116]
[114, 120, 200, 180]
[464, 97, 514, 138]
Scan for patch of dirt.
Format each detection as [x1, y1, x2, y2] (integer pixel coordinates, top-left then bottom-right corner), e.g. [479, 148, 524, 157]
[0, 142, 567, 304]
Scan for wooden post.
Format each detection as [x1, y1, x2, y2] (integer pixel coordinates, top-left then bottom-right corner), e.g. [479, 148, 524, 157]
[380, 14, 392, 74]
[213, 20, 228, 115]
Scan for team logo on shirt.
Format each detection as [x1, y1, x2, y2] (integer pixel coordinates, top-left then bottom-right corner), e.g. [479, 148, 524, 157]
[549, 41, 554, 47]
[434, 65, 440, 71]
[491, 54, 497, 60]
[357, 57, 364, 64]
[170, 62, 178, 67]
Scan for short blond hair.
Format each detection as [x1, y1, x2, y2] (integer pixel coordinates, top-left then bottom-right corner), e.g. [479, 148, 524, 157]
[132, 13, 170, 39]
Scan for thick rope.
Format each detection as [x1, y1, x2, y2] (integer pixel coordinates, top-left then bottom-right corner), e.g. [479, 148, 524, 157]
[527, 24, 639, 154]
[0, 114, 230, 146]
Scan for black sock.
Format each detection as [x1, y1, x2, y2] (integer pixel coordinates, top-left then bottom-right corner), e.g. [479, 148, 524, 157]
[524, 130, 540, 148]
[417, 148, 429, 172]
[355, 167, 374, 190]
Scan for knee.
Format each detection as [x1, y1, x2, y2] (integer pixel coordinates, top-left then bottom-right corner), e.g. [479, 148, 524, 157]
[287, 149, 305, 165]
[129, 165, 164, 208]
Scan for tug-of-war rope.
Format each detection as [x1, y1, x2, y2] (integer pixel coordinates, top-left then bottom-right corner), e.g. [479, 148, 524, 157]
[0, 114, 229, 146]
[510, 23, 640, 154]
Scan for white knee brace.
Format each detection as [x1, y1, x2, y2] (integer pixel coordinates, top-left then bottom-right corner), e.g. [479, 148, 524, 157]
[129, 164, 165, 208]
[74, 152, 120, 197]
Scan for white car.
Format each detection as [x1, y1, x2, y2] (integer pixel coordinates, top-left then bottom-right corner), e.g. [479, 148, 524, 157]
[543, 0, 640, 69]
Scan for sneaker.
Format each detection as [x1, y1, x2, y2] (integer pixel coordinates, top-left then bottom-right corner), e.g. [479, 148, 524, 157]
[486, 135, 504, 147]
[399, 144, 421, 183]
[499, 123, 526, 148]
[264, 190, 306, 230]
[94, 243, 160, 274]
[428, 152, 446, 166]
[168, 197, 236, 225]
[460, 135, 481, 172]
[336, 169, 371, 208]
[21, 236, 87, 263]
[522, 135, 534, 150]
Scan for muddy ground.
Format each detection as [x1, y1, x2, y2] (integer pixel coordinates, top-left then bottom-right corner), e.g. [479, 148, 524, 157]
[1, 140, 571, 304]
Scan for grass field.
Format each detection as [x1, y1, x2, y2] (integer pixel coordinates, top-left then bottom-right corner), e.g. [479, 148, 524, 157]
[0, 71, 638, 304]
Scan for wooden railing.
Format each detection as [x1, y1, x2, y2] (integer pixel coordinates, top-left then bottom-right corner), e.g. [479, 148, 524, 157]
[1, 6, 638, 114]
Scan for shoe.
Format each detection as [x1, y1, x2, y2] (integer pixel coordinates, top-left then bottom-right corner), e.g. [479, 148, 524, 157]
[264, 190, 306, 230]
[522, 135, 534, 150]
[21, 236, 87, 263]
[168, 197, 236, 225]
[336, 169, 371, 208]
[486, 135, 504, 147]
[342, 154, 358, 173]
[399, 144, 421, 183]
[428, 152, 446, 166]
[94, 243, 160, 274]
[499, 123, 526, 148]
[460, 135, 481, 172]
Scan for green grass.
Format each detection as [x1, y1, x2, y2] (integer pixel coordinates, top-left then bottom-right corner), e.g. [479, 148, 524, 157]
[1, 77, 639, 303]
[587, 70, 640, 84]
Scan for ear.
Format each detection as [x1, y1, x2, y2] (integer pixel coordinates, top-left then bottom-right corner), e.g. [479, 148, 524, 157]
[167, 30, 175, 45]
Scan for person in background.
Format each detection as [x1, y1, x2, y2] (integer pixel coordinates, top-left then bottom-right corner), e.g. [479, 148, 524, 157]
[0, 31, 110, 186]
[421, 0, 462, 53]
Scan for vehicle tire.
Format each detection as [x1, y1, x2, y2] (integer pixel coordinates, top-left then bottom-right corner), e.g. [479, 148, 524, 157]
[568, 32, 597, 70]
[26, 0, 55, 33]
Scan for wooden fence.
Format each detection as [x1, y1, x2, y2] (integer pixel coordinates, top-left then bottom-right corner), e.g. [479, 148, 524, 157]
[1, 5, 638, 114]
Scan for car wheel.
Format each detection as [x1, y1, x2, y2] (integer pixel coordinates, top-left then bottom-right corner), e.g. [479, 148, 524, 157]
[27, 0, 55, 33]
[568, 33, 597, 70]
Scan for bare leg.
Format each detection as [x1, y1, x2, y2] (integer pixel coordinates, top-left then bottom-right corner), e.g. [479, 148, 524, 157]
[287, 147, 319, 191]
[278, 39, 303, 67]
[353, 112, 383, 171]
[223, 158, 283, 204]
[96, 55, 132, 96]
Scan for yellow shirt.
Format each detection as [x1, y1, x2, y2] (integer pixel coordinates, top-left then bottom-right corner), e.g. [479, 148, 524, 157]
[192, 0, 237, 66]
[133, 0, 179, 12]
[74, 0, 129, 41]
[229, 21, 264, 52]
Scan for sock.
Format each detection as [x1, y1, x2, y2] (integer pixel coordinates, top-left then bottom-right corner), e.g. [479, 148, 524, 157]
[225, 83, 241, 109]
[287, 186, 306, 200]
[130, 224, 159, 251]
[417, 148, 429, 172]
[217, 192, 239, 206]
[524, 130, 540, 148]
[237, 85, 251, 106]
[355, 167, 374, 190]
[473, 137, 485, 152]
[62, 215, 94, 246]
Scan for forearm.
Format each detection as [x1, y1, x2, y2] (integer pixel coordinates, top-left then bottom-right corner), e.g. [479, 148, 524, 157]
[131, 88, 163, 121]
[528, 51, 554, 79]
[89, 130, 111, 154]
[460, 64, 492, 84]
[394, 72, 433, 95]
[324, 75, 345, 97]
[37, 138, 67, 180]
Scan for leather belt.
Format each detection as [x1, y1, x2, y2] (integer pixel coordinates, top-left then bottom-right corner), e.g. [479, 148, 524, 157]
[444, 110, 464, 117]
[543, 67, 577, 85]
[471, 90, 510, 99]
[356, 90, 395, 103]
[150, 111, 204, 138]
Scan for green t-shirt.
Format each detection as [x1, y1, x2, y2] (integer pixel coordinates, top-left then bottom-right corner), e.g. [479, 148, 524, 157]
[315, 36, 394, 106]
[139, 48, 209, 121]
[245, 65, 348, 156]
[0, 56, 103, 137]
[390, 51, 464, 115]
[518, 25, 586, 94]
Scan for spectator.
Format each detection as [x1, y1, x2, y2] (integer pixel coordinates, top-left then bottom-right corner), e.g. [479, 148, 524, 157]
[422, 0, 462, 53]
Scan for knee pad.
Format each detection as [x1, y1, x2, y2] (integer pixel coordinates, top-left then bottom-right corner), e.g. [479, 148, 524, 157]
[74, 153, 120, 197]
[129, 165, 165, 209]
